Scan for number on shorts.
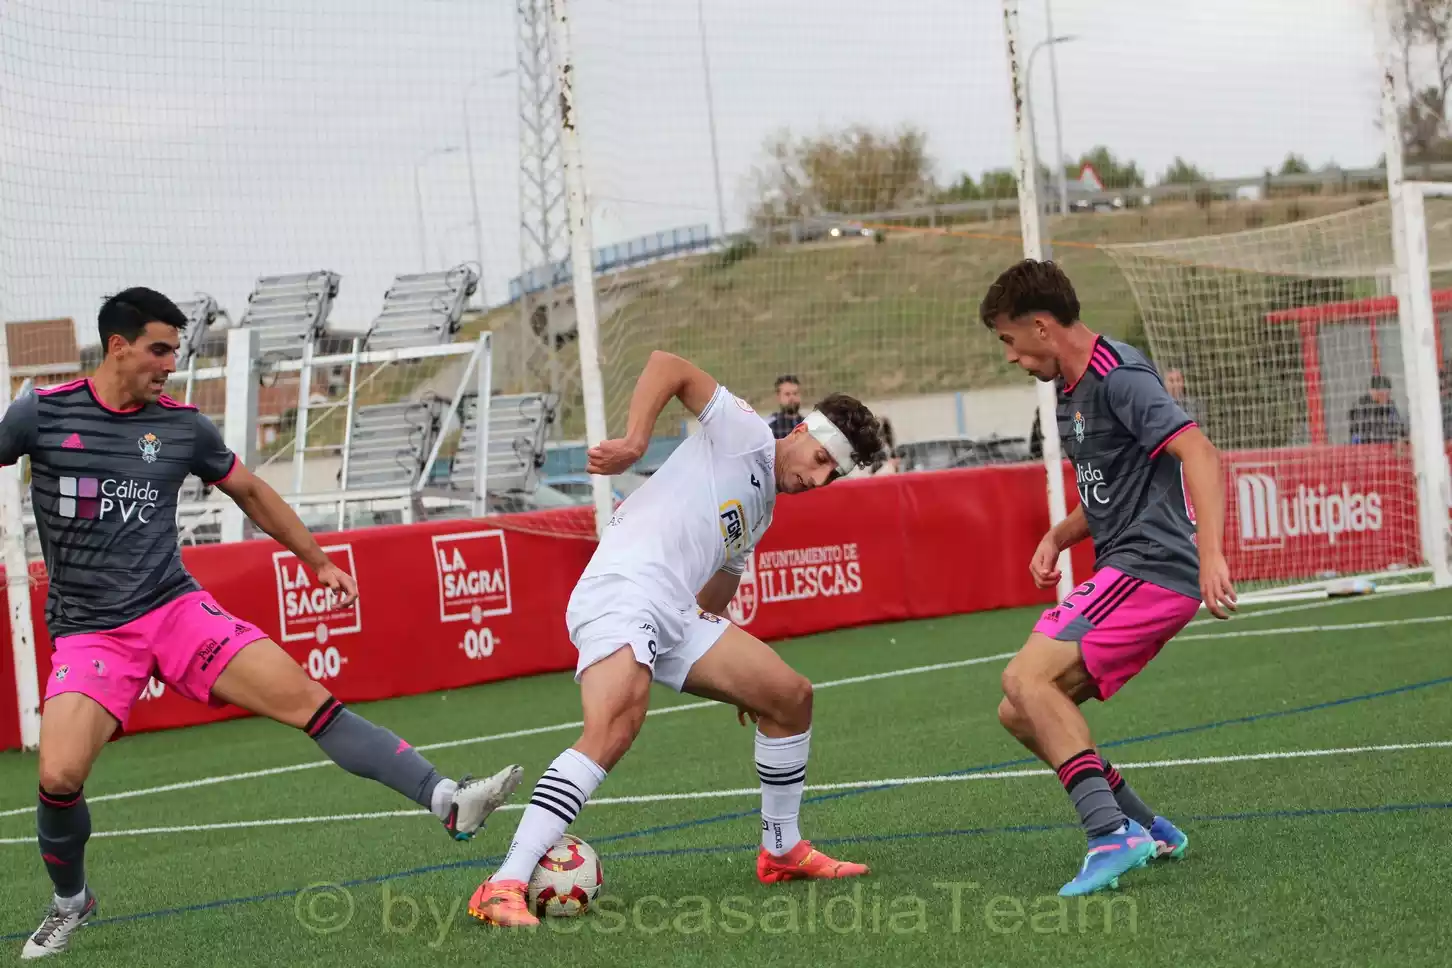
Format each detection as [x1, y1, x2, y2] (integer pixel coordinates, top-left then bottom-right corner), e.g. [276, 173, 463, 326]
[200, 600, 229, 618]
[1059, 580, 1097, 611]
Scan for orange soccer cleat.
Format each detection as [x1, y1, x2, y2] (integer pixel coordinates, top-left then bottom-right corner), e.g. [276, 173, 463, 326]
[756, 840, 870, 884]
[466, 879, 538, 928]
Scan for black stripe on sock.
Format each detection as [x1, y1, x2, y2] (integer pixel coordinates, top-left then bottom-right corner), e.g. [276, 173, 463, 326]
[38, 786, 81, 808]
[755, 763, 806, 778]
[757, 771, 807, 787]
[529, 796, 577, 825]
[534, 779, 585, 813]
[304, 697, 344, 736]
[530, 788, 581, 819]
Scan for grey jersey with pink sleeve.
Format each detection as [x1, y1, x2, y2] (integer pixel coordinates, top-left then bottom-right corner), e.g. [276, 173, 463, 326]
[0, 379, 238, 638]
[1057, 337, 1202, 599]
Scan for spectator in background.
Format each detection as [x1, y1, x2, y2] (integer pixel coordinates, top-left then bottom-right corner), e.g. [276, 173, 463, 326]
[1348, 374, 1408, 444]
[1162, 368, 1205, 426]
[873, 417, 900, 474]
[767, 374, 804, 439]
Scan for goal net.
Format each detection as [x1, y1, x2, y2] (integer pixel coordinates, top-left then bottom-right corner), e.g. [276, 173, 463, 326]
[0, 2, 587, 544]
[559, 0, 1034, 468]
[1102, 198, 1452, 599]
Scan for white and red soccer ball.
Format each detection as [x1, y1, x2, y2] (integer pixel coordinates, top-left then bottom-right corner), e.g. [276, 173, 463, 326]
[527, 834, 603, 918]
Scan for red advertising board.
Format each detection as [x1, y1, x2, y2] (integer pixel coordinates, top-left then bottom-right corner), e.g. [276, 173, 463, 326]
[1, 444, 1447, 750]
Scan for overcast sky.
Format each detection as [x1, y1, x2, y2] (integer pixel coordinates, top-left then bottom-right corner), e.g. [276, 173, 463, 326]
[0, 0, 1395, 346]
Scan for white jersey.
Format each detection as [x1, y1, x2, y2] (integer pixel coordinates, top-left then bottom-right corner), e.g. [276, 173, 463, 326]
[581, 384, 777, 609]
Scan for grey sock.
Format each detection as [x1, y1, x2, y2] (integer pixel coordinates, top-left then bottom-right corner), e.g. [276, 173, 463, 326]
[1103, 759, 1157, 828]
[306, 700, 444, 809]
[37, 788, 88, 899]
[1056, 750, 1127, 839]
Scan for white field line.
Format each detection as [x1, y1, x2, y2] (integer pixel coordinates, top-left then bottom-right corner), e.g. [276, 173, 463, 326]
[1178, 614, 1452, 641]
[0, 651, 1019, 819]
[4, 607, 1447, 820]
[1188, 584, 1443, 627]
[1, 739, 1445, 845]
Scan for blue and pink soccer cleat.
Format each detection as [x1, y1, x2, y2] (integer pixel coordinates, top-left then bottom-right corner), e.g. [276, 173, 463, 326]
[1059, 819, 1157, 897]
[1149, 816, 1188, 860]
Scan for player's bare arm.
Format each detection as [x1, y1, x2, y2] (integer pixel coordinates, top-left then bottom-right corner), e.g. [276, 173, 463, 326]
[1031, 505, 1090, 588]
[214, 462, 357, 606]
[587, 351, 719, 475]
[697, 568, 742, 617]
[1165, 427, 1237, 619]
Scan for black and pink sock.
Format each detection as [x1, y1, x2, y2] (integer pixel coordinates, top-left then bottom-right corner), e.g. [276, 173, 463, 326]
[1055, 749, 1127, 839]
[306, 698, 453, 816]
[1103, 758, 1156, 828]
[37, 787, 89, 904]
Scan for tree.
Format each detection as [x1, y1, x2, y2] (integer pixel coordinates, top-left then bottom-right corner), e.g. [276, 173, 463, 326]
[1278, 153, 1311, 175]
[1394, 0, 1452, 159]
[1159, 157, 1209, 185]
[1070, 146, 1145, 189]
[749, 124, 933, 225]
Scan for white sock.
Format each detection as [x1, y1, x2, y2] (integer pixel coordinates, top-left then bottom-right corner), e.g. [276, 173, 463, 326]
[494, 749, 606, 884]
[756, 728, 810, 856]
[429, 778, 458, 821]
[54, 887, 86, 914]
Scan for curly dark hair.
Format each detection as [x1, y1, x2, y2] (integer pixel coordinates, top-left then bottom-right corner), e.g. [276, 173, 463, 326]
[815, 392, 884, 472]
[978, 258, 1080, 329]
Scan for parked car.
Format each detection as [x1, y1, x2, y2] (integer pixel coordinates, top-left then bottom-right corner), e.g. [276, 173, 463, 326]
[895, 435, 1033, 473]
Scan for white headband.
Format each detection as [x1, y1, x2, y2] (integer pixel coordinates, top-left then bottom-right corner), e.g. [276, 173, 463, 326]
[804, 410, 857, 475]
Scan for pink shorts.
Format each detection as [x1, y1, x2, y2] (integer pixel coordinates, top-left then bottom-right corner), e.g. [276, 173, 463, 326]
[1033, 567, 1200, 701]
[46, 590, 269, 728]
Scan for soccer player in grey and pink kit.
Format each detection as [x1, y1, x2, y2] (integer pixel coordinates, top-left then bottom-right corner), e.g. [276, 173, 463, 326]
[1, 289, 523, 960]
[979, 260, 1238, 898]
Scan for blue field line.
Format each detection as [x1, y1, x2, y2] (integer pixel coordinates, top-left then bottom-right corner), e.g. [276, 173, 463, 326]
[4, 672, 1449, 943]
[6, 798, 1452, 943]
[588, 672, 1452, 829]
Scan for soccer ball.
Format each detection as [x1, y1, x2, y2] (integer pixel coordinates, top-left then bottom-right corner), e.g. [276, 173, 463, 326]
[526, 834, 603, 918]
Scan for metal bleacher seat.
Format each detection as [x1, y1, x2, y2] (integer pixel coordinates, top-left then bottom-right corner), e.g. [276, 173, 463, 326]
[173, 294, 224, 368]
[445, 392, 557, 496]
[364, 265, 479, 351]
[237, 270, 341, 357]
[342, 399, 441, 489]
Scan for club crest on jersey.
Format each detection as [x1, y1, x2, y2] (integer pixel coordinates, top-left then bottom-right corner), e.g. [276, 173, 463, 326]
[719, 500, 748, 557]
[138, 432, 162, 463]
[1073, 411, 1085, 444]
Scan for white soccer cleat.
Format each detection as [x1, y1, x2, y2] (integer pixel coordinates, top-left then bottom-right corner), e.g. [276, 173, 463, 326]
[444, 765, 525, 841]
[21, 889, 96, 960]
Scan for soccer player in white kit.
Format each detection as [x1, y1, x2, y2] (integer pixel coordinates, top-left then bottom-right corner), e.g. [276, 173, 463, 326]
[468, 351, 885, 927]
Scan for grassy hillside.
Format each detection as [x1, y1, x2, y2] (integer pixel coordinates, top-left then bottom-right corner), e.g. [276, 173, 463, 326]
[461, 194, 1381, 436]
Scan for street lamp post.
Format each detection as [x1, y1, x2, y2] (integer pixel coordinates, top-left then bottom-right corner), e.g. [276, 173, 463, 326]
[1025, 34, 1076, 230]
[696, 0, 728, 241]
[1044, 0, 1070, 216]
[414, 146, 461, 272]
[462, 68, 516, 306]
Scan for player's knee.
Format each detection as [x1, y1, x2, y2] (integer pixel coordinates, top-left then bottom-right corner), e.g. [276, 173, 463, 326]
[37, 760, 88, 797]
[1000, 662, 1041, 708]
[766, 674, 813, 733]
[289, 682, 337, 732]
[996, 696, 1025, 734]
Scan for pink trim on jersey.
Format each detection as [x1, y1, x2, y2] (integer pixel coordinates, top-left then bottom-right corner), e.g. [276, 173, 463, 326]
[157, 393, 197, 411]
[85, 378, 143, 414]
[1064, 336, 1116, 393]
[204, 454, 239, 486]
[1089, 345, 1120, 377]
[34, 378, 87, 396]
[1150, 421, 1197, 460]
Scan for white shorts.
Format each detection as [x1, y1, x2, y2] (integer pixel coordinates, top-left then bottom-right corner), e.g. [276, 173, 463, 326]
[565, 576, 733, 692]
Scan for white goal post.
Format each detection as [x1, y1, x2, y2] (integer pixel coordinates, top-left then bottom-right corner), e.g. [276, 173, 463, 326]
[998, 0, 1450, 605]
